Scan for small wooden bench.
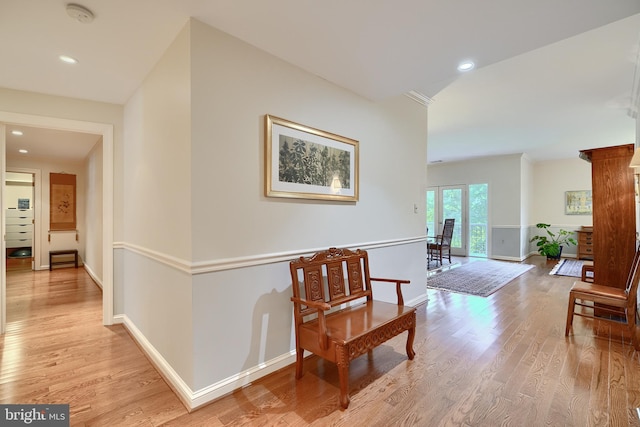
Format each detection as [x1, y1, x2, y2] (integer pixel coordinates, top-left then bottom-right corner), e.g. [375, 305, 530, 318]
[49, 249, 79, 271]
[289, 247, 416, 409]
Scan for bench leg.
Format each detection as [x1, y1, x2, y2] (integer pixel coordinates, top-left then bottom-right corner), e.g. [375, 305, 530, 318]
[295, 347, 304, 379]
[337, 361, 350, 409]
[406, 326, 416, 360]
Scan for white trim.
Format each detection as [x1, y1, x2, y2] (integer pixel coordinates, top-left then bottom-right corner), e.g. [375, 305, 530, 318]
[83, 262, 103, 289]
[0, 111, 114, 327]
[491, 255, 527, 262]
[404, 91, 433, 107]
[117, 314, 195, 410]
[116, 313, 298, 412]
[5, 167, 41, 271]
[189, 350, 297, 411]
[113, 236, 426, 275]
[406, 293, 429, 307]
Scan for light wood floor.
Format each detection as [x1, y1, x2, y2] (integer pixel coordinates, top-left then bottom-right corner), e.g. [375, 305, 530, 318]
[2, 257, 640, 426]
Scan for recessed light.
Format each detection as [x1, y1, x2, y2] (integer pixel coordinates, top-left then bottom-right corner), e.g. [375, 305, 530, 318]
[59, 55, 79, 64]
[18, 149, 28, 154]
[457, 61, 475, 72]
[11, 130, 23, 136]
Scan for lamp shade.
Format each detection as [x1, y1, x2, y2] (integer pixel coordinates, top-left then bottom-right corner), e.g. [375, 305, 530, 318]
[630, 148, 640, 168]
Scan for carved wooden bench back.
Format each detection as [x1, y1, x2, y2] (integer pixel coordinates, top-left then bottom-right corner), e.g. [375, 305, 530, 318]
[290, 247, 372, 319]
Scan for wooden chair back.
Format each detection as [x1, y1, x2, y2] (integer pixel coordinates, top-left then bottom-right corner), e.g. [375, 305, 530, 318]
[441, 218, 455, 247]
[290, 247, 372, 320]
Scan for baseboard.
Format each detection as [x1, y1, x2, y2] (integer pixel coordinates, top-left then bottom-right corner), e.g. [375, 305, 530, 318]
[406, 293, 428, 307]
[83, 263, 103, 289]
[114, 314, 298, 412]
[491, 255, 527, 262]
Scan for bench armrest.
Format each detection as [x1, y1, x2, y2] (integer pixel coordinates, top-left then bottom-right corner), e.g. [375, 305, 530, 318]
[370, 277, 411, 306]
[291, 296, 331, 350]
[290, 296, 331, 311]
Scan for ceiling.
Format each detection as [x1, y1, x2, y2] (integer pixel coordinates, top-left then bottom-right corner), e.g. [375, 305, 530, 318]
[2, 0, 640, 163]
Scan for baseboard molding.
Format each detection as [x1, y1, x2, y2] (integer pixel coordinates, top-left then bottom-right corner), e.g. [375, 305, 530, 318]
[114, 314, 298, 412]
[83, 262, 103, 289]
[406, 293, 428, 307]
[491, 255, 527, 262]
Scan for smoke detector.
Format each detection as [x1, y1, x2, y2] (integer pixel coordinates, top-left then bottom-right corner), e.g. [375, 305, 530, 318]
[66, 4, 94, 23]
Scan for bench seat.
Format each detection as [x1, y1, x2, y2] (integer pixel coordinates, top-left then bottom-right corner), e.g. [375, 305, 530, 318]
[290, 247, 415, 409]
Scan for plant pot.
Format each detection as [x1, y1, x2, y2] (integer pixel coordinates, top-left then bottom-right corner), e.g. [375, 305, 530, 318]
[546, 245, 563, 260]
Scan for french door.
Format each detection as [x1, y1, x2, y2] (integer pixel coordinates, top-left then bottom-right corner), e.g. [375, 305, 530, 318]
[426, 185, 466, 256]
[426, 183, 488, 258]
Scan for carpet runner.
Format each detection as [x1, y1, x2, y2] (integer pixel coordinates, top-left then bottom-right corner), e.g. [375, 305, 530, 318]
[427, 260, 534, 297]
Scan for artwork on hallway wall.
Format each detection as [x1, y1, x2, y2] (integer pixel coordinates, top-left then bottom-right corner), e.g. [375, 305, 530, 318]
[565, 190, 592, 215]
[264, 114, 359, 202]
[50, 173, 76, 230]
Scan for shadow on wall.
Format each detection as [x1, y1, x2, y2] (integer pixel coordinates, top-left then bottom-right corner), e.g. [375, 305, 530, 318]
[243, 287, 293, 371]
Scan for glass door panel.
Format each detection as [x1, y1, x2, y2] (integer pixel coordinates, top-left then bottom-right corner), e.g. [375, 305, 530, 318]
[441, 186, 465, 256]
[469, 183, 488, 257]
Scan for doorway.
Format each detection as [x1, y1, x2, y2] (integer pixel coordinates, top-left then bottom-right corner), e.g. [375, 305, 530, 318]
[0, 112, 114, 333]
[4, 171, 36, 271]
[427, 183, 489, 257]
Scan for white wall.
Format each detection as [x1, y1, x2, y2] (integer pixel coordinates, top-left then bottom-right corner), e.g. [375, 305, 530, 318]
[121, 19, 428, 405]
[122, 23, 194, 386]
[123, 25, 192, 261]
[530, 157, 592, 226]
[84, 140, 103, 284]
[189, 20, 426, 260]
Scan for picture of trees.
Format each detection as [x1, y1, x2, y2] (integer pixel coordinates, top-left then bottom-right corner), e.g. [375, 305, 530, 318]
[278, 135, 351, 189]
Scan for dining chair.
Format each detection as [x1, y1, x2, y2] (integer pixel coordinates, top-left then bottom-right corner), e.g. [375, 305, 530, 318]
[427, 218, 455, 267]
[565, 245, 640, 350]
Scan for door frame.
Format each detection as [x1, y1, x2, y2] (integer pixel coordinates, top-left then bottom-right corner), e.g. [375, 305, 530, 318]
[0, 111, 114, 333]
[6, 169, 40, 270]
[427, 185, 468, 256]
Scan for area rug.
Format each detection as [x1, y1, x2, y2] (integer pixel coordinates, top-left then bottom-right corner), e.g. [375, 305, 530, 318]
[427, 260, 534, 297]
[549, 259, 590, 279]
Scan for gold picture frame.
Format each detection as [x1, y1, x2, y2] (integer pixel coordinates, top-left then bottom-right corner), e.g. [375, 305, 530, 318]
[265, 115, 359, 202]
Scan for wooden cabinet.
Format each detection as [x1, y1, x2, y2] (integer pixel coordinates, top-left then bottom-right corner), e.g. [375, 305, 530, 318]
[580, 145, 636, 289]
[576, 226, 593, 260]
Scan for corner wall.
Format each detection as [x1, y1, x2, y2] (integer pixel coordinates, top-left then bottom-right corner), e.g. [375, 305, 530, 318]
[120, 18, 428, 407]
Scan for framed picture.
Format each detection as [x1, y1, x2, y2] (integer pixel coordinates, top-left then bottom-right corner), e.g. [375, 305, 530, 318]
[265, 115, 359, 202]
[565, 190, 592, 215]
[50, 173, 77, 230]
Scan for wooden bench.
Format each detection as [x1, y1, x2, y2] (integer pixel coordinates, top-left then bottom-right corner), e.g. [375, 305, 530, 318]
[289, 247, 416, 409]
[49, 249, 79, 271]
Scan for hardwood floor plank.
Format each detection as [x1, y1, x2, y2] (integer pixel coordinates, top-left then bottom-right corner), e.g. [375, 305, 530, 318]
[3, 257, 640, 425]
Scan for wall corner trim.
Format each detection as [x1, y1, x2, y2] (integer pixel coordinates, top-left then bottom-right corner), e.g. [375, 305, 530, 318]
[114, 314, 298, 412]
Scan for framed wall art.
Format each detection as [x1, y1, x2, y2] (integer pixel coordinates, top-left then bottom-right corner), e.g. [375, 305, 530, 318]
[50, 172, 77, 230]
[265, 114, 359, 202]
[565, 190, 592, 215]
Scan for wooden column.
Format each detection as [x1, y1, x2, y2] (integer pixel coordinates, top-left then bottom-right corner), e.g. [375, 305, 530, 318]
[580, 144, 635, 289]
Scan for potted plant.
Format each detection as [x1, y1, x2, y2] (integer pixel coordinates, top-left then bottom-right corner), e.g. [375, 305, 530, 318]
[530, 223, 577, 260]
